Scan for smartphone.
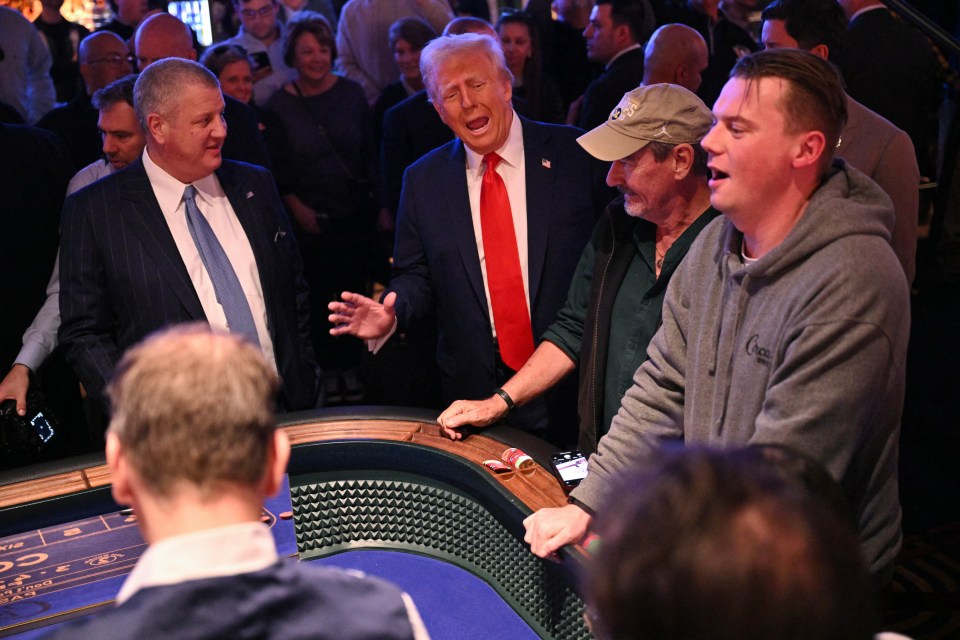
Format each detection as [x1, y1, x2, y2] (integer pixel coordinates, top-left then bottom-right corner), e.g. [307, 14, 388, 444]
[551, 450, 588, 487]
[30, 411, 55, 443]
[250, 51, 272, 72]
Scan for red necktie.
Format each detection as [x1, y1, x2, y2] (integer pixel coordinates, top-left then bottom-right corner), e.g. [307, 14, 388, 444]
[480, 153, 534, 371]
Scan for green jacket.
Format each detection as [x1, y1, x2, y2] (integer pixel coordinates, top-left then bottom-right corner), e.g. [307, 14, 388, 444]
[542, 199, 719, 455]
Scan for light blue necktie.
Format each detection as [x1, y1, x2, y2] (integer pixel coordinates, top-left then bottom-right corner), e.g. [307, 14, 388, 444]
[182, 185, 261, 348]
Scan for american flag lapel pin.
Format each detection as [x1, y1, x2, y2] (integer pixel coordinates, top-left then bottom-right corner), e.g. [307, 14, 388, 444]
[541, 158, 552, 169]
[246, 191, 254, 199]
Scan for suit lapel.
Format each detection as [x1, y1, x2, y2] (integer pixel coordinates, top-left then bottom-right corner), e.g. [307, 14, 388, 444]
[217, 163, 279, 333]
[444, 140, 489, 314]
[119, 160, 205, 319]
[522, 118, 553, 308]
[841, 95, 861, 152]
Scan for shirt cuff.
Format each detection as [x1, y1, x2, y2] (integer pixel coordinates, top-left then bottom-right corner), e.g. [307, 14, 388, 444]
[15, 340, 51, 372]
[366, 318, 398, 354]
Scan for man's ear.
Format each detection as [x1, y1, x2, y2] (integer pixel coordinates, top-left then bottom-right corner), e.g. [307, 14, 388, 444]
[792, 130, 827, 170]
[106, 433, 135, 507]
[146, 112, 165, 144]
[808, 43, 829, 61]
[262, 428, 291, 498]
[614, 22, 633, 48]
[672, 143, 695, 179]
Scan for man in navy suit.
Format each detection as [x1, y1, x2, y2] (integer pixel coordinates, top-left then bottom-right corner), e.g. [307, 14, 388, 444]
[573, 0, 653, 131]
[330, 34, 610, 443]
[45, 325, 423, 640]
[58, 58, 320, 426]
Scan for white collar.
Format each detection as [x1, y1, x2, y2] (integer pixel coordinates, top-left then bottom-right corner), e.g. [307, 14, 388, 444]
[142, 147, 222, 213]
[606, 43, 642, 70]
[464, 109, 523, 178]
[850, 4, 886, 22]
[115, 522, 279, 604]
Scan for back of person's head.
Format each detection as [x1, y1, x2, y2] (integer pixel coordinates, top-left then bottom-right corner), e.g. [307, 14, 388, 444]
[282, 11, 336, 67]
[442, 15, 496, 37]
[643, 23, 708, 90]
[761, 0, 847, 61]
[596, 0, 654, 44]
[742, 444, 856, 525]
[107, 324, 280, 499]
[200, 43, 253, 77]
[586, 446, 878, 640]
[133, 58, 219, 132]
[730, 48, 847, 174]
[420, 33, 511, 103]
[92, 73, 138, 111]
[135, 12, 197, 67]
[389, 16, 438, 51]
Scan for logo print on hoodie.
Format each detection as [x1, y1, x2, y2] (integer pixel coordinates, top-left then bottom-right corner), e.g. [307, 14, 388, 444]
[746, 334, 772, 365]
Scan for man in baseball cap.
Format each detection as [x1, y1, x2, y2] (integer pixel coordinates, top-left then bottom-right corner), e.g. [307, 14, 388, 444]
[439, 83, 718, 458]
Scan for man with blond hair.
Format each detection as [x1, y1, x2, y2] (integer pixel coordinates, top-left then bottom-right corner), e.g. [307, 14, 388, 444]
[44, 325, 425, 638]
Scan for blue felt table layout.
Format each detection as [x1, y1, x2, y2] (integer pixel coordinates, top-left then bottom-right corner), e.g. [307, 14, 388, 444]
[0, 477, 296, 636]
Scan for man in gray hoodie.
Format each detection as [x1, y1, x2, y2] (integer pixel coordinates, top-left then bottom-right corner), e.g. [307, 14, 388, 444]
[523, 49, 909, 586]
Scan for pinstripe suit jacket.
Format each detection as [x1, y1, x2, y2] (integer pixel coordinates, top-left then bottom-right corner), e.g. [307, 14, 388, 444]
[58, 158, 320, 412]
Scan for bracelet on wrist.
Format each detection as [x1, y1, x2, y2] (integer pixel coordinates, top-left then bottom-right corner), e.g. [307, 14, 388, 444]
[493, 387, 516, 412]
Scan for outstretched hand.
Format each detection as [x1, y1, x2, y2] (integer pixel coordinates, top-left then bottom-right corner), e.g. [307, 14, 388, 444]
[328, 291, 397, 340]
[437, 396, 509, 440]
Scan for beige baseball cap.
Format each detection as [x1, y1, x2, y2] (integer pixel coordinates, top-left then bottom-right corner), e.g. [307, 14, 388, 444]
[577, 83, 713, 161]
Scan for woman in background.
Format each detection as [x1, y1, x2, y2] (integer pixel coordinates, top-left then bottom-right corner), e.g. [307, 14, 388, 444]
[497, 11, 564, 123]
[264, 13, 377, 379]
[373, 17, 438, 137]
[200, 43, 254, 105]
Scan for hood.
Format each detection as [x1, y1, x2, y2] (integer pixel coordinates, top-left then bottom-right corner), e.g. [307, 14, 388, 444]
[718, 159, 895, 279]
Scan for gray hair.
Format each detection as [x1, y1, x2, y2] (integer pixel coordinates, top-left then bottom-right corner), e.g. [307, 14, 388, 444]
[133, 58, 220, 132]
[419, 33, 512, 104]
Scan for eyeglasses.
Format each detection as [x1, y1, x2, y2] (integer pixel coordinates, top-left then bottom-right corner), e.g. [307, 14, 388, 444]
[239, 4, 276, 19]
[88, 54, 135, 66]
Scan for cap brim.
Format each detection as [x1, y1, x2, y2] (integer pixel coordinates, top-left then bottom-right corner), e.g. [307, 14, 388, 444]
[577, 123, 651, 162]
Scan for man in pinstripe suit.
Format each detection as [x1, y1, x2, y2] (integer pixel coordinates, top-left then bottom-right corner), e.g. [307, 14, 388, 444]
[58, 59, 320, 435]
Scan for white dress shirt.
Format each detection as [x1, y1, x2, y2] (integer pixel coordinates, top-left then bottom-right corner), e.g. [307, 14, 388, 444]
[116, 522, 278, 604]
[142, 149, 277, 371]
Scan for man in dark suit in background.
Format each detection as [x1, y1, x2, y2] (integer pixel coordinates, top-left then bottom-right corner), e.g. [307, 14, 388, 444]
[761, 0, 921, 285]
[837, 0, 941, 178]
[36, 32, 134, 169]
[330, 34, 610, 444]
[58, 59, 320, 430]
[573, 0, 654, 131]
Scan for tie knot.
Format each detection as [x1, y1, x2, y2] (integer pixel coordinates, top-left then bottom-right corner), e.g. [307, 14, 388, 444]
[183, 185, 198, 202]
[483, 153, 502, 172]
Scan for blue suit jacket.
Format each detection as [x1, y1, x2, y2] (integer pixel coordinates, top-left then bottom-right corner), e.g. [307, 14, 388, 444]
[389, 117, 611, 440]
[58, 158, 320, 412]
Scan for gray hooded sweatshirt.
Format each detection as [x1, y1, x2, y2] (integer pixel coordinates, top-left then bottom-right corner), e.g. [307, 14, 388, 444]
[571, 161, 910, 579]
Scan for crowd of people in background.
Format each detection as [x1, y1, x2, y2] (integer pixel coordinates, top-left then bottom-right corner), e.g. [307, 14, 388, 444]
[0, 0, 958, 636]
[2, 0, 953, 444]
